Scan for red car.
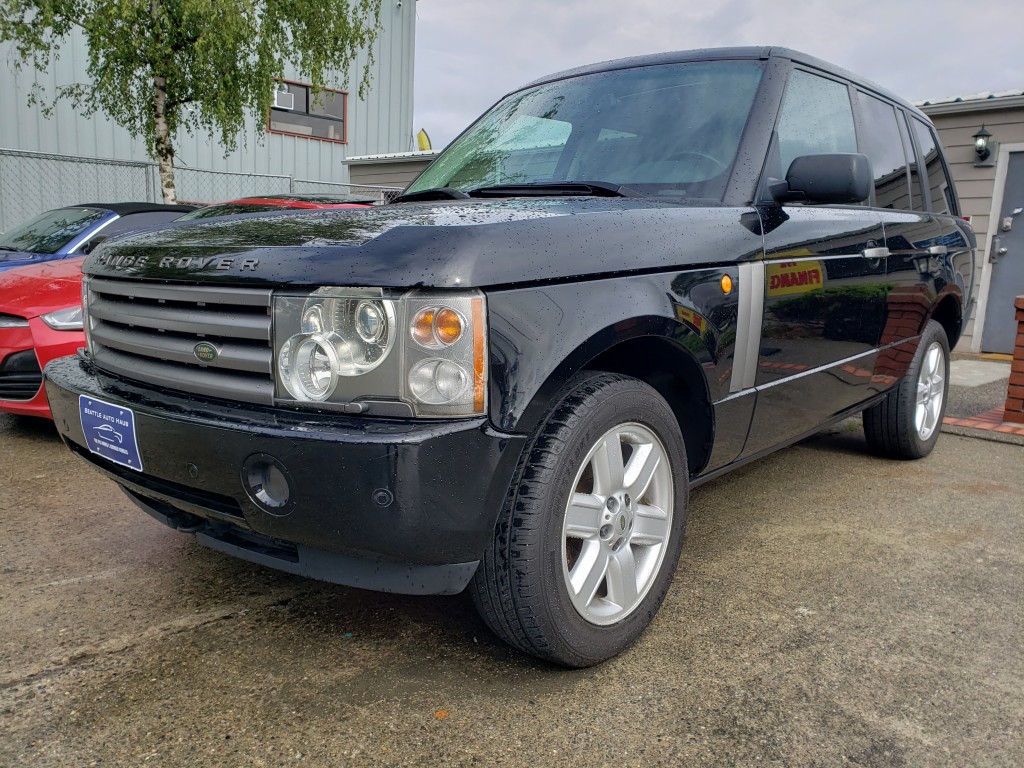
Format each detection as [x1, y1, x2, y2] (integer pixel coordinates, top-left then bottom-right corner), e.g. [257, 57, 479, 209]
[1, 196, 375, 419]
[176, 193, 375, 220]
[0, 256, 86, 419]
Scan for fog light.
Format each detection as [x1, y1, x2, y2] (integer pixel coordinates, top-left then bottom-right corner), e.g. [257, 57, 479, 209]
[242, 454, 292, 514]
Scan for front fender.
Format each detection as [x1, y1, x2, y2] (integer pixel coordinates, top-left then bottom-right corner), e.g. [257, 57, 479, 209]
[486, 267, 740, 434]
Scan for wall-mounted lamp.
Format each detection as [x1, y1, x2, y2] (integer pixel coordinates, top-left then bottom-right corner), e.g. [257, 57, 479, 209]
[973, 125, 996, 167]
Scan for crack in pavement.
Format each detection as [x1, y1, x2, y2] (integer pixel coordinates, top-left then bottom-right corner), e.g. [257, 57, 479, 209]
[0, 592, 307, 689]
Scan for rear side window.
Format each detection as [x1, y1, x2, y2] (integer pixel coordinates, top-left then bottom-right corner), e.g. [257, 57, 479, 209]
[77, 211, 185, 252]
[102, 211, 184, 234]
[776, 70, 857, 173]
[896, 116, 924, 210]
[856, 92, 912, 210]
[911, 119, 956, 215]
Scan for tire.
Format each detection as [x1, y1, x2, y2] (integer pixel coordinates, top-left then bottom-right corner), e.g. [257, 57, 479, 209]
[470, 372, 689, 667]
[863, 319, 950, 460]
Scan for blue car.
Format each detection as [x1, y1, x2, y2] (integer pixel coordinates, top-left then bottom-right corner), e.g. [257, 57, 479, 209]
[0, 203, 195, 272]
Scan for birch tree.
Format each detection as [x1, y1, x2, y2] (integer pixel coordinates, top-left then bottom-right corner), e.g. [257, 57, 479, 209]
[1, 0, 383, 202]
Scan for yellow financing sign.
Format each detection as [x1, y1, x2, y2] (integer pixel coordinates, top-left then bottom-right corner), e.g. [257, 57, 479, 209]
[767, 260, 825, 297]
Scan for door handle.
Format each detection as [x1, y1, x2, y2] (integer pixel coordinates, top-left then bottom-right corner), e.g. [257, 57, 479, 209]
[928, 245, 948, 255]
[861, 247, 890, 259]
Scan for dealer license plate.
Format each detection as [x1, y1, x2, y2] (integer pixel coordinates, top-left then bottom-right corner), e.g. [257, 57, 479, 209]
[79, 395, 144, 472]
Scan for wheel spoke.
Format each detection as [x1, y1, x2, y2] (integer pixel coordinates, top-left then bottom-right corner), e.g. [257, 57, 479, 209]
[924, 346, 941, 379]
[590, 432, 625, 495]
[568, 542, 609, 609]
[917, 403, 932, 435]
[605, 545, 639, 611]
[914, 342, 945, 440]
[565, 493, 604, 539]
[630, 503, 670, 547]
[916, 380, 930, 405]
[624, 442, 661, 502]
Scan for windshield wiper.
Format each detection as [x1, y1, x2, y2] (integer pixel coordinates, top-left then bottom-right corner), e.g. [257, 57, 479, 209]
[0, 246, 20, 252]
[391, 187, 470, 203]
[468, 181, 640, 198]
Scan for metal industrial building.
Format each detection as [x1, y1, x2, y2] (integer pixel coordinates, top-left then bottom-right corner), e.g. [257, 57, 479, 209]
[0, 1, 417, 232]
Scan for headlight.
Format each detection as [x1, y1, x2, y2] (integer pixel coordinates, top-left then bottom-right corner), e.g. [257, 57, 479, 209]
[41, 305, 84, 331]
[273, 288, 487, 417]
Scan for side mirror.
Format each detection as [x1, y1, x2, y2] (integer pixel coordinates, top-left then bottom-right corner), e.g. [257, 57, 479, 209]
[78, 236, 107, 255]
[770, 153, 872, 205]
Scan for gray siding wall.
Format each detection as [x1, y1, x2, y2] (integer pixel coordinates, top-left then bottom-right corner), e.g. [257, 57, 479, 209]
[929, 106, 1024, 350]
[349, 159, 434, 189]
[0, 2, 414, 185]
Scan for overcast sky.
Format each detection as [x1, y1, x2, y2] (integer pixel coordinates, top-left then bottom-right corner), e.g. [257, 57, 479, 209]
[412, 0, 1023, 148]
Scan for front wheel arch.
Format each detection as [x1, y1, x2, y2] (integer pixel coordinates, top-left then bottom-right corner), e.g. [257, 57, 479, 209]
[508, 321, 715, 477]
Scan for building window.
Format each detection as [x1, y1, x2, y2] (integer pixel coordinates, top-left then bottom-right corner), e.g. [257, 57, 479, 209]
[269, 80, 346, 143]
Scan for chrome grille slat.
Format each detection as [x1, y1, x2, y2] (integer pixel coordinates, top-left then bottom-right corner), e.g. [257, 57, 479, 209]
[90, 323, 271, 374]
[93, 348, 273, 404]
[86, 278, 274, 404]
[89, 278, 271, 307]
[89, 296, 271, 339]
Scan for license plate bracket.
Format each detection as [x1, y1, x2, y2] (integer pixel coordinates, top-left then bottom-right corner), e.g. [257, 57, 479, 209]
[79, 395, 144, 472]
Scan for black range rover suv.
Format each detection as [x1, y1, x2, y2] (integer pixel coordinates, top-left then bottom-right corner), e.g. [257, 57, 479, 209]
[45, 47, 974, 666]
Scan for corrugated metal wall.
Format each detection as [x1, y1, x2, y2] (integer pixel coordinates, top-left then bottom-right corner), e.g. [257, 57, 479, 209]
[0, 1, 414, 201]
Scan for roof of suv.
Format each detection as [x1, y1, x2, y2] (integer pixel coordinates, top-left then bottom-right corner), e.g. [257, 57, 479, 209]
[520, 46, 927, 120]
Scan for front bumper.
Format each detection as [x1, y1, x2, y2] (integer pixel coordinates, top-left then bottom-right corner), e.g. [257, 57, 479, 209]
[44, 355, 526, 594]
[1, 319, 84, 418]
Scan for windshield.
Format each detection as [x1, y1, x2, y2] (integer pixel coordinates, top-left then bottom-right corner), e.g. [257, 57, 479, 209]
[0, 207, 109, 254]
[406, 60, 764, 201]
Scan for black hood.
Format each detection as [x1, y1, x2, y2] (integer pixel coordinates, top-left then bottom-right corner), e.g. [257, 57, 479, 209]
[85, 197, 763, 288]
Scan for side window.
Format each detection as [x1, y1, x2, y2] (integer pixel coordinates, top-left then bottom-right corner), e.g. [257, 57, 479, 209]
[776, 70, 857, 173]
[911, 118, 956, 215]
[896, 114, 924, 210]
[856, 92, 912, 209]
[76, 212, 182, 254]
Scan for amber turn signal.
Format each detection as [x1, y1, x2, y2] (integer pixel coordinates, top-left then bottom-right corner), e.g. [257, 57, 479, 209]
[721, 274, 733, 294]
[434, 308, 464, 345]
[411, 307, 437, 347]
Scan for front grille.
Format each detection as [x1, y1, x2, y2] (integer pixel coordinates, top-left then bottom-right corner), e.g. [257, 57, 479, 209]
[87, 277, 274, 404]
[0, 350, 42, 400]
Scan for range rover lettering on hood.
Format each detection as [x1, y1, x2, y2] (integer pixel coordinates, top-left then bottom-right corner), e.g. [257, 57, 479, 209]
[94, 253, 259, 271]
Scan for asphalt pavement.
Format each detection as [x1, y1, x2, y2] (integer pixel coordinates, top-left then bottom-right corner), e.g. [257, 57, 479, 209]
[1, 378, 1022, 766]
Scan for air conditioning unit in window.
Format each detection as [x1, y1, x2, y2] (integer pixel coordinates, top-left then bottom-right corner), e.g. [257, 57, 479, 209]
[274, 90, 294, 110]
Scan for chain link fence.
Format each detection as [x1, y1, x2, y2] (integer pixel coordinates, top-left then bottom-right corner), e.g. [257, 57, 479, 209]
[0, 149, 155, 233]
[0, 148, 402, 232]
[174, 167, 291, 205]
[292, 178, 402, 203]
